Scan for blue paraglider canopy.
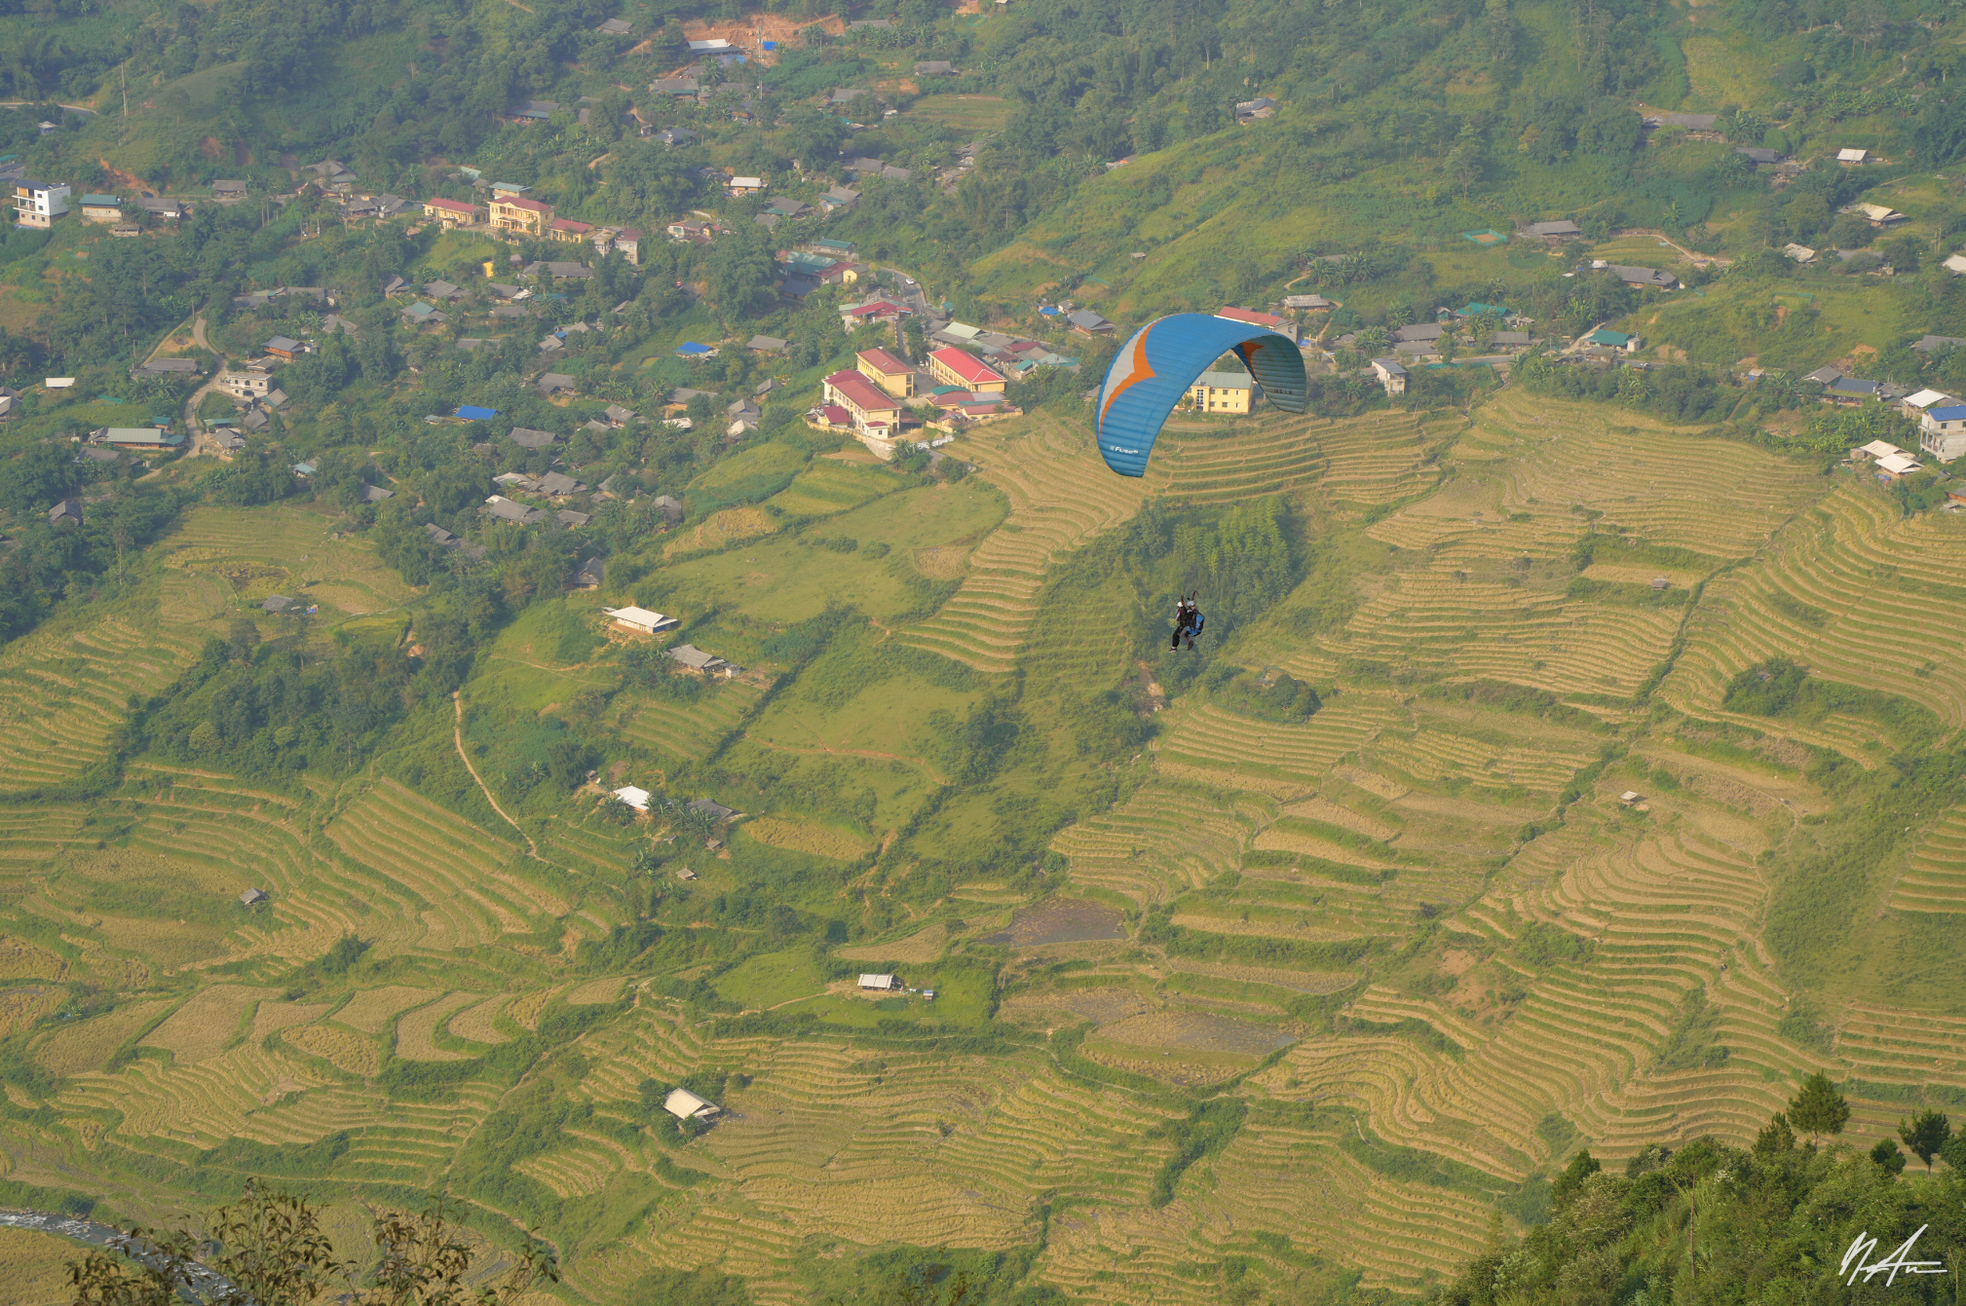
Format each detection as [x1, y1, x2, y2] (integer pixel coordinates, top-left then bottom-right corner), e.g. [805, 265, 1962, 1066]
[1094, 313, 1309, 477]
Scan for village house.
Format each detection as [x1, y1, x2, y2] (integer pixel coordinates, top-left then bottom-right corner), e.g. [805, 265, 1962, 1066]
[218, 371, 272, 400]
[1524, 219, 1581, 240]
[603, 606, 680, 635]
[1903, 389, 1954, 420]
[1922, 405, 1966, 462]
[1216, 305, 1296, 343]
[488, 194, 554, 237]
[1598, 263, 1678, 290]
[1190, 370, 1256, 414]
[859, 974, 904, 991]
[1371, 358, 1407, 395]
[669, 644, 736, 676]
[549, 217, 594, 243]
[1066, 308, 1115, 336]
[77, 193, 121, 224]
[12, 180, 69, 227]
[423, 197, 479, 229]
[857, 347, 916, 398]
[95, 427, 186, 451]
[663, 1088, 721, 1121]
[264, 336, 304, 361]
[1585, 329, 1640, 353]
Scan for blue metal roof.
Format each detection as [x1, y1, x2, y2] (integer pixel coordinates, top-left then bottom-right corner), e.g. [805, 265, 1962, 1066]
[456, 405, 499, 420]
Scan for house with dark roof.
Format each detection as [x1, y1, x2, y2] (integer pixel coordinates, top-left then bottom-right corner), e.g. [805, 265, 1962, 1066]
[484, 496, 547, 524]
[1602, 264, 1678, 290]
[1066, 309, 1114, 336]
[1524, 219, 1581, 240]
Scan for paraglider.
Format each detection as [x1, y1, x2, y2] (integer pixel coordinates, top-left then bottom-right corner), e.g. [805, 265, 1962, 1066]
[1095, 312, 1310, 478]
[1171, 592, 1204, 651]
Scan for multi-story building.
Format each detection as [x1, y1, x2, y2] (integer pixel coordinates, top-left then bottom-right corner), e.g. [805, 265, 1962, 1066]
[1189, 370, 1256, 414]
[488, 194, 554, 237]
[423, 198, 480, 229]
[822, 369, 905, 439]
[926, 347, 1006, 394]
[855, 348, 915, 398]
[13, 180, 69, 228]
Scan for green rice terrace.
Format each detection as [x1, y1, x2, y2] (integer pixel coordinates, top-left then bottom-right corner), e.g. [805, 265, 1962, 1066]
[5, 389, 1966, 1305]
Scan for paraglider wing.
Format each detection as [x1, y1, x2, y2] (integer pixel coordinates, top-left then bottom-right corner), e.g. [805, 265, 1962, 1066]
[1095, 312, 1309, 477]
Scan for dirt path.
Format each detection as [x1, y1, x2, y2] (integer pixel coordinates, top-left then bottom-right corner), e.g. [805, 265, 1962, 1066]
[453, 694, 545, 857]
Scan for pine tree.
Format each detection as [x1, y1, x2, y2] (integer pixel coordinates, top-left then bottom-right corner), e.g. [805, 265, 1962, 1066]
[1786, 1072, 1851, 1145]
[1897, 1109, 1952, 1171]
[1753, 1112, 1796, 1156]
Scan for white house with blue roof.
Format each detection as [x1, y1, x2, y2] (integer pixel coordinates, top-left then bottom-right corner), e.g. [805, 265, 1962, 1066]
[1919, 404, 1966, 462]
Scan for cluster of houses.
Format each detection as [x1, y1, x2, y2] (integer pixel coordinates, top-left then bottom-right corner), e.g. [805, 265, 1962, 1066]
[817, 343, 1030, 455]
[1802, 349, 1966, 466]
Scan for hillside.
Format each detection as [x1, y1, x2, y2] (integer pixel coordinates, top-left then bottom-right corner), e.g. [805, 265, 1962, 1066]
[3, 0, 1966, 1302]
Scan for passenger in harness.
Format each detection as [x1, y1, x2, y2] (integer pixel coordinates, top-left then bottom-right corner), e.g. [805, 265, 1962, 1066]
[1171, 593, 1205, 651]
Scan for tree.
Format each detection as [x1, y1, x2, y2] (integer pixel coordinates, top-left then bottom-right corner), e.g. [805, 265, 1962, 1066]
[1898, 1109, 1952, 1171]
[69, 1190, 555, 1306]
[1753, 1111, 1796, 1156]
[1786, 1072, 1850, 1145]
[1870, 1137, 1908, 1176]
[1549, 1149, 1601, 1205]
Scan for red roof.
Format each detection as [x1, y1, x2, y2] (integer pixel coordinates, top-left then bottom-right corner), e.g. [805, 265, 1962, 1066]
[497, 196, 553, 214]
[551, 218, 593, 233]
[846, 300, 908, 318]
[819, 405, 852, 426]
[1217, 306, 1285, 329]
[425, 198, 477, 215]
[824, 370, 902, 412]
[857, 348, 911, 375]
[618, 227, 641, 240]
[929, 347, 1005, 387]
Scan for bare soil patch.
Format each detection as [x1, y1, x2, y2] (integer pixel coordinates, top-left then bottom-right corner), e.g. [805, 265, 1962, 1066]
[1094, 1010, 1295, 1057]
[912, 547, 970, 580]
[984, 898, 1126, 948]
[1053, 987, 1151, 1025]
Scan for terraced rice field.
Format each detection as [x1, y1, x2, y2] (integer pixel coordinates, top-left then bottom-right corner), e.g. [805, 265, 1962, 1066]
[0, 610, 202, 792]
[901, 415, 1152, 673]
[618, 680, 762, 760]
[1472, 391, 1821, 557]
[1666, 487, 1966, 752]
[323, 780, 564, 951]
[1890, 801, 1966, 914]
[162, 505, 416, 617]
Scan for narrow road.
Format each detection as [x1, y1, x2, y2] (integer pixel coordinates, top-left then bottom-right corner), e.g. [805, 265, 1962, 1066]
[453, 693, 544, 857]
[179, 317, 224, 456]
